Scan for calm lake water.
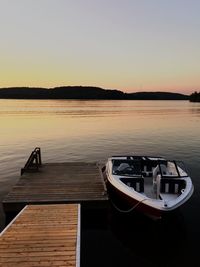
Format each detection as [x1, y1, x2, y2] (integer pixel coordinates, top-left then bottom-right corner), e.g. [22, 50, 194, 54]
[0, 99, 200, 267]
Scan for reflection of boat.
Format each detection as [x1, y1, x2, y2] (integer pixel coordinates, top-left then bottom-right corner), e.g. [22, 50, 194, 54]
[104, 155, 194, 219]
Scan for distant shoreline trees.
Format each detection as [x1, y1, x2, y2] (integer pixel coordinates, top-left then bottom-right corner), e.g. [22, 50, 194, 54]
[190, 91, 200, 102]
[0, 86, 189, 100]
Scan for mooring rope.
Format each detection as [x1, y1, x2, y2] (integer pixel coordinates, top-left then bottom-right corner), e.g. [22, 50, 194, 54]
[110, 197, 149, 213]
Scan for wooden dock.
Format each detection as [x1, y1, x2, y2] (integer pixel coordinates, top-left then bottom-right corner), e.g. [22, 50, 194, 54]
[3, 162, 108, 217]
[0, 204, 80, 267]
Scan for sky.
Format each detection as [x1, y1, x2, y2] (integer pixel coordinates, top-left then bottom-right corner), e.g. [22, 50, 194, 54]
[0, 0, 200, 94]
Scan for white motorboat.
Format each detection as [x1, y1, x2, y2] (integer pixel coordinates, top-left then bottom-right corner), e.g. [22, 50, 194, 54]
[104, 155, 194, 219]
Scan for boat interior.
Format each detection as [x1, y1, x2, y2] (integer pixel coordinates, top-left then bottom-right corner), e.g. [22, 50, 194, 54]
[112, 157, 187, 200]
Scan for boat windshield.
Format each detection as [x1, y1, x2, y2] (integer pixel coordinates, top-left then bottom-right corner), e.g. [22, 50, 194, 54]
[112, 159, 142, 177]
[159, 161, 188, 178]
[112, 158, 188, 178]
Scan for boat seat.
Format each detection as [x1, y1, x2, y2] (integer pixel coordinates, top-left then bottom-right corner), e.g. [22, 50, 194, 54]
[160, 178, 186, 194]
[120, 177, 144, 192]
[117, 163, 130, 171]
[141, 164, 153, 177]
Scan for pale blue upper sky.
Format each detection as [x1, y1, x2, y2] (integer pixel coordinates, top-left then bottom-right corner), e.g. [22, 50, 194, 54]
[0, 0, 200, 94]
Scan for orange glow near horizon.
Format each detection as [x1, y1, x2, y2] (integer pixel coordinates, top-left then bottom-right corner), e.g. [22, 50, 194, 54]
[0, 1, 200, 95]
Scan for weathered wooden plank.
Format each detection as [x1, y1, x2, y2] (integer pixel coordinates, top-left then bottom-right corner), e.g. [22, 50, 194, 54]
[0, 204, 80, 267]
[3, 162, 108, 214]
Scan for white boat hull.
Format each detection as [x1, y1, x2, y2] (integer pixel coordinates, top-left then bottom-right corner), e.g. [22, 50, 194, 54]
[104, 156, 194, 219]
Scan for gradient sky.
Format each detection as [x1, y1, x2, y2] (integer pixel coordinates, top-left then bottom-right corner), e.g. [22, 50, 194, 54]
[0, 0, 200, 94]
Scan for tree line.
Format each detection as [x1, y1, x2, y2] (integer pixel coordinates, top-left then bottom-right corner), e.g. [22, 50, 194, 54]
[0, 86, 189, 100]
[190, 91, 200, 102]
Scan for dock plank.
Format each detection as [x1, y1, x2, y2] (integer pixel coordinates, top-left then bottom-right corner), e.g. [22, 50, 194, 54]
[3, 162, 108, 214]
[0, 204, 80, 267]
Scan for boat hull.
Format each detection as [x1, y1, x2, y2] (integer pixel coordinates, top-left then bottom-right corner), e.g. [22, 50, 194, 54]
[106, 179, 167, 220]
[103, 155, 194, 220]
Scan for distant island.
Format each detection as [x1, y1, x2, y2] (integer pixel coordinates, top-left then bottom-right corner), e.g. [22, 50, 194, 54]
[0, 86, 189, 100]
[189, 91, 200, 102]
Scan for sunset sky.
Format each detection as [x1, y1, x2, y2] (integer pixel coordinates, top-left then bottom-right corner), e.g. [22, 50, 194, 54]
[0, 0, 200, 94]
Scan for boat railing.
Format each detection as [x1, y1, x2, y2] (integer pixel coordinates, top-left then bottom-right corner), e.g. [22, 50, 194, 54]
[21, 147, 42, 175]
